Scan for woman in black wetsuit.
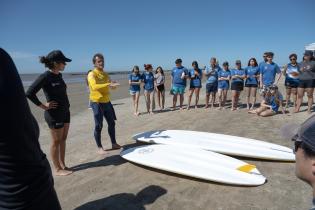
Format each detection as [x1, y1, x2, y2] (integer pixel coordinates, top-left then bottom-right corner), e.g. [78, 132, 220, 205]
[26, 50, 73, 176]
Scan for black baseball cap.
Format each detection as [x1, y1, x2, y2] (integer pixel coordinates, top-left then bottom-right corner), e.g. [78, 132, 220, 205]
[280, 115, 315, 151]
[46, 50, 71, 62]
[223, 61, 229, 66]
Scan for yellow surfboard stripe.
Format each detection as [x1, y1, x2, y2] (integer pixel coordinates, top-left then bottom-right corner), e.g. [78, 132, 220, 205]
[237, 164, 256, 173]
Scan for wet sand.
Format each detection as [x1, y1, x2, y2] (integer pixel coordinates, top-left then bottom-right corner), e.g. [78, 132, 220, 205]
[29, 75, 314, 210]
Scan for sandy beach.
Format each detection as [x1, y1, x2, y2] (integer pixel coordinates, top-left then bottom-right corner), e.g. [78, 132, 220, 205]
[27, 74, 314, 210]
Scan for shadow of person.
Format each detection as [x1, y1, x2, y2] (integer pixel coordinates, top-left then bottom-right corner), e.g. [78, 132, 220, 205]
[74, 185, 167, 210]
[71, 155, 127, 172]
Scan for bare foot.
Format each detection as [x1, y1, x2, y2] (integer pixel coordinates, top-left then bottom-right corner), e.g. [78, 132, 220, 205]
[150, 111, 155, 115]
[204, 105, 209, 109]
[217, 107, 222, 110]
[112, 143, 122, 150]
[186, 106, 190, 110]
[55, 169, 73, 176]
[231, 108, 236, 111]
[97, 148, 108, 155]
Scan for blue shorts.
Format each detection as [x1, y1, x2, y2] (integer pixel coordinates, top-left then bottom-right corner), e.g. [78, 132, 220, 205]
[172, 86, 185, 95]
[130, 90, 140, 95]
[218, 82, 229, 90]
[206, 83, 218, 94]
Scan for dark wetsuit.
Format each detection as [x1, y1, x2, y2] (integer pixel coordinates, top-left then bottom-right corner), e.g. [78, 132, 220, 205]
[0, 48, 61, 209]
[26, 71, 70, 129]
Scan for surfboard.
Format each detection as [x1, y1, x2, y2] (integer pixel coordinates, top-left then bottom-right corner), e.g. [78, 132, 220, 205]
[121, 144, 266, 186]
[133, 130, 295, 161]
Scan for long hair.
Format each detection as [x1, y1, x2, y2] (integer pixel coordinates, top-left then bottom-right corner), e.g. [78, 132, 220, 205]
[247, 58, 258, 67]
[155, 66, 164, 75]
[132, 65, 140, 75]
[192, 61, 199, 71]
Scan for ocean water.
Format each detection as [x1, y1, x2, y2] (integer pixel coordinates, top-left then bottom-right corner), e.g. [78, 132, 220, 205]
[20, 71, 130, 87]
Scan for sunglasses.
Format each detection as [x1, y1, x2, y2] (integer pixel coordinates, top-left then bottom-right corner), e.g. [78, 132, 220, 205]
[290, 58, 297, 61]
[293, 141, 302, 154]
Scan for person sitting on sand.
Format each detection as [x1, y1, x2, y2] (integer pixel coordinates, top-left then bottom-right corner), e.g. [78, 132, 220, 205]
[187, 61, 202, 110]
[282, 53, 299, 111]
[244, 58, 260, 110]
[26, 50, 73, 176]
[142, 64, 155, 114]
[204, 57, 220, 109]
[230, 60, 245, 110]
[87, 53, 121, 155]
[217, 61, 231, 110]
[154, 66, 165, 111]
[171, 58, 188, 110]
[248, 85, 285, 117]
[129, 65, 141, 116]
[281, 114, 315, 209]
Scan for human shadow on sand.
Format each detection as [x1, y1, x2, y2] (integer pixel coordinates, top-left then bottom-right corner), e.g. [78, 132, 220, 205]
[70, 154, 127, 172]
[74, 185, 167, 210]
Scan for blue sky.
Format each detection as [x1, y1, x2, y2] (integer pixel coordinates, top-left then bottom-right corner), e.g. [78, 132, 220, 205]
[1, 0, 314, 73]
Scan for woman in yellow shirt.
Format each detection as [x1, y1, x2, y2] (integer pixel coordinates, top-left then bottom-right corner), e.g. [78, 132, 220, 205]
[87, 53, 121, 155]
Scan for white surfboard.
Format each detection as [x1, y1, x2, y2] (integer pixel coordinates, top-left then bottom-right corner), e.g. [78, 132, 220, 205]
[121, 144, 266, 186]
[133, 130, 295, 161]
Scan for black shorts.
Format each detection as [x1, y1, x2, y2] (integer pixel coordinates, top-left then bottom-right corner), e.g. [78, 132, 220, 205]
[206, 83, 218, 94]
[245, 84, 258, 88]
[231, 81, 244, 91]
[298, 79, 315, 88]
[44, 109, 70, 129]
[157, 84, 165, 92]
[284, 79, 299, 88]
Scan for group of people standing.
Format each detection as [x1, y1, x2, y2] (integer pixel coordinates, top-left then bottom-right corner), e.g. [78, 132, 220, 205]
[129, 51, 315, 116]
[26, 50, 121, 177]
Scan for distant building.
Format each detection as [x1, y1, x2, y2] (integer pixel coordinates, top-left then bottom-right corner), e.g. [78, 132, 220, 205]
[305, 43, 315, 57]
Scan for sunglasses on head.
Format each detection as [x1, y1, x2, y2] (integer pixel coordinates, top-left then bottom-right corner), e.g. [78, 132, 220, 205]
[293, 141, 302, 154]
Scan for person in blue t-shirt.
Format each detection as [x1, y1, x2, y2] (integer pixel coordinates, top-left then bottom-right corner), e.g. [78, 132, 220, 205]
[245, 58, 260, 110]
[282, 53, 299, 110]
[171, 58, 188, 110]
[187, 61, 203, 110]
[142, 64, 155, 114]
[128, 65, 142, 116]
[204, 57, 220, 109]
[230, 60, 245, 111]
[217, 61, 231, 110]
[259, 52, 282, 88]
[248, 85, 285, 117]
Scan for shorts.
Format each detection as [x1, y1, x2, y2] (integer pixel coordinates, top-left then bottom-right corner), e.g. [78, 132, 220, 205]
[206, 83, 218, 94]
[298, 79, 315, 88]
[231, 81, 244, 91]
[130, 90, 140, 95]
[144, 88, 154, 93]
[218, 82, 229, 90]
[245, 84, 258, 88]
[44, 109, 70, 129]
[190, 84, 202, 89]
[172, 86, 185, 95]
[285, 79, 299, 88]
[156, 84, 165, 92]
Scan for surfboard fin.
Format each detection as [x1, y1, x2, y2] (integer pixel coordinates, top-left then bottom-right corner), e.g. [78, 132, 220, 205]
[237, 164, 256, 173]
